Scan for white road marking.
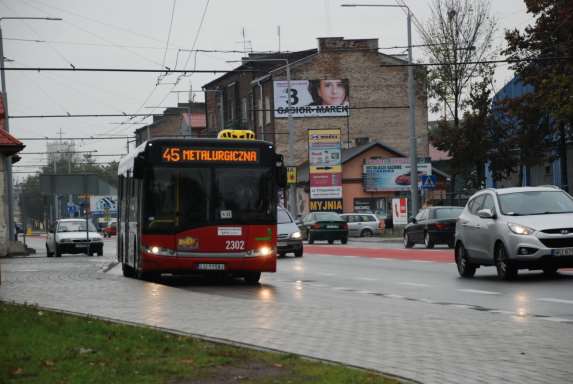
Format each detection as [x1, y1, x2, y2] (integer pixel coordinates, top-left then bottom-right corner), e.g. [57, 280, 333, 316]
[398, 282, 431, 287]
[457, 289, 501, 295]
[356, 277, 377, 281]
[539, 317, 573, 323]
[538, 298, 573, 305]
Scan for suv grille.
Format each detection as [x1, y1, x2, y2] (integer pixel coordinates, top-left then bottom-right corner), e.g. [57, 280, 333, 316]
[539, 238, 573, 248]
[541, 228, 573, 234]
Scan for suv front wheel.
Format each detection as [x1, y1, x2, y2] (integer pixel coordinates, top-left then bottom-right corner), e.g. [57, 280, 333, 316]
[495, 243, 517, 281]
[455, 242, 476, 278]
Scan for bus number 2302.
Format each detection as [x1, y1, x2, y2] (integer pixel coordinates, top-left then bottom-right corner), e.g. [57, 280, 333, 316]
[225, 240, 245, 250]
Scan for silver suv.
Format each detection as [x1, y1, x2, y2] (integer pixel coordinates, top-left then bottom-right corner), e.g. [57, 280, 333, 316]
[455, 186, 573, 280]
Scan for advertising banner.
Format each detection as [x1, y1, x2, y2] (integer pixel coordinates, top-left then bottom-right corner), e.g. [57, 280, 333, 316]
[363, 158, 432, 192]
[309, 129, 342, 200]
[89, 195, 118, 216]
[274, 79, 350, 118]
[392, 198, 408, 225]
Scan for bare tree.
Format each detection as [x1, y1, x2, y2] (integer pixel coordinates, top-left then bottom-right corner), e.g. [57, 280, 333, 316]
[419, 0, 497, 129]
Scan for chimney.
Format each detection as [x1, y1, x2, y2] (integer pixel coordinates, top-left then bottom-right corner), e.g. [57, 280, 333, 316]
[318, 37, 378, 53]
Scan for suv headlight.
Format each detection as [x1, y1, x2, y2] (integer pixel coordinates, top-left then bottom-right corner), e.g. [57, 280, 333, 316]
[290, 231, 302, 239]
[507, 223, 535, 235]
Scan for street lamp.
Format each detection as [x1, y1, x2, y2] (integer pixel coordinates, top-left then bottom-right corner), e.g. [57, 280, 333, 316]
[226, 58, 297, 217]
[342, 3, 419, 216]
[0, 16, 62, 242]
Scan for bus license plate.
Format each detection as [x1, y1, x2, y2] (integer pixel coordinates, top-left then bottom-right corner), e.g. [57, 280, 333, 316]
[197, 263, 225, 271]
[553, 248, 573, 256]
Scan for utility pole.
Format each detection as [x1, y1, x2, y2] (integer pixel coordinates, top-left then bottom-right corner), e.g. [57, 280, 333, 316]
[341, 3, 418, 215]
[0, 16, 62, 242]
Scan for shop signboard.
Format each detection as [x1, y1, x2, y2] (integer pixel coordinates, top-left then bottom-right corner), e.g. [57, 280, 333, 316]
[363, 158, 432, 192]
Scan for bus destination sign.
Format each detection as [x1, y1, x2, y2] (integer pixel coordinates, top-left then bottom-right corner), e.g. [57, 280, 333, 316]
[161, 147, 259, 163]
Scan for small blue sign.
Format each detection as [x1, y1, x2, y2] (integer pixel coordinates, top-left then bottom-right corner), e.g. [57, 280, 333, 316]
[420, 175, 436, 189]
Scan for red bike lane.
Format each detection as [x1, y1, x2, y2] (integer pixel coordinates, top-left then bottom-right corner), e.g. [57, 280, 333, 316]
[304, 244, 455, 263]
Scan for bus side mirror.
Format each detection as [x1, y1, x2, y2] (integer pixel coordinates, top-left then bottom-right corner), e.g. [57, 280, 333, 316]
[133, 156, 145, 179]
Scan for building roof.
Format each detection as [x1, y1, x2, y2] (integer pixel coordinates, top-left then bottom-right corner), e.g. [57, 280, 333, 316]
[0, 129, 25, 155]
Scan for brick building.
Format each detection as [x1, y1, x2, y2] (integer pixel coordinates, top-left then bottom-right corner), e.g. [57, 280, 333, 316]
[202, 37, 430, 215]
[0, 129, 24, 257]
[135, 102, 206, 146]
[203, 37, 428, 164]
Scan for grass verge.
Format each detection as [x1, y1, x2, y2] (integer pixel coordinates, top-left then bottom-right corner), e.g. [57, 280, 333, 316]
[0, 302, 402, 384]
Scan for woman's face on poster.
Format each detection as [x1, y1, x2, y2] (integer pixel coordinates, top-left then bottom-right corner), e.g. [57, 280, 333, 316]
[318, 80, 347, 105]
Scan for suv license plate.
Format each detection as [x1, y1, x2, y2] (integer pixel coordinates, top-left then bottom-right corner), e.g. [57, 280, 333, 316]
[197, 263, 225, 271]
[553, 248, 573, 256]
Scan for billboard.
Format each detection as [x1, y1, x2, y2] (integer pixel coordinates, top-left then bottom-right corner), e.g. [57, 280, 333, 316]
[309, 129, 343, 200]
[274, 79, 350, 118]
[89, 195, 118, 216]
[363, 158, 432, 192]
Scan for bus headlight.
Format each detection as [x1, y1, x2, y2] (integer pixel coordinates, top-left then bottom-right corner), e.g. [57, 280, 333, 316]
[290, 231, 302, 239]
[258, 246, 272, 256]
[143, 245, 176, 256]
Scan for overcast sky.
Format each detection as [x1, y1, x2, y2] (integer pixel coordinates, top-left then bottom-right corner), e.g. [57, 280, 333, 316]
[1, 0, 533, 181]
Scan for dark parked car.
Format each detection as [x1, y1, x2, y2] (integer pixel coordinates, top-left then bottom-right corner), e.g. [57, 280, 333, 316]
[299, 212, 348, 244]
[403, 206, 463, 248]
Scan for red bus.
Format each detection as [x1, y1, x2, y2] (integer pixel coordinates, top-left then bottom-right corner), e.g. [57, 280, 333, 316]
[117, 136, 286, 283]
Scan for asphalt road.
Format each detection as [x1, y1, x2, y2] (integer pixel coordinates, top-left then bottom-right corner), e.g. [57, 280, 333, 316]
[18, 235, 573, 321]
[3, 235, 573, 383]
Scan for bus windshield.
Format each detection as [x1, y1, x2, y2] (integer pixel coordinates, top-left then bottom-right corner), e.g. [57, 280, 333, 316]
[143, 166, 275, 233]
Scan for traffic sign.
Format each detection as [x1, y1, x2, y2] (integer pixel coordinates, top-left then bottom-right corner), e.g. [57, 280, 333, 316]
[420, 175, 436, 189]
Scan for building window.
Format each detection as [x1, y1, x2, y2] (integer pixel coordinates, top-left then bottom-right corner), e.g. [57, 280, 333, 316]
[258, 98, 263, 129]
[241, 97, 248, 123]
[264, 96, 271, 124]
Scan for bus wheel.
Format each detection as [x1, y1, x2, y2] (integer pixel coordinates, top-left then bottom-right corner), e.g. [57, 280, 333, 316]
[137, 270, 157, 281]
[244, 272, 261, 284]
[122, 263, 135, 278]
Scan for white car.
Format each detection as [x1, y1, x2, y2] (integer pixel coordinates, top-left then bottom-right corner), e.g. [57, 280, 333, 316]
[46, 219, 104, 257]
[277, 207, 303, 257]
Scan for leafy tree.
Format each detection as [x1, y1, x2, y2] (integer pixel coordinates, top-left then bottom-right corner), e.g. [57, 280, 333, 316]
[420, 0, 497, 128]
[504, 0, 573, 189]
[431, 64, 500, 189]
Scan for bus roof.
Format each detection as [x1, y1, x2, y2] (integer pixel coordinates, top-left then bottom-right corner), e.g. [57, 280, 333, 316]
[118, 137, 275, 177]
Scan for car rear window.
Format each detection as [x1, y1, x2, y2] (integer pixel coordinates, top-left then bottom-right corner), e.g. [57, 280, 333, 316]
[434, 208, 463, 219]
[315, 212, 342, 221]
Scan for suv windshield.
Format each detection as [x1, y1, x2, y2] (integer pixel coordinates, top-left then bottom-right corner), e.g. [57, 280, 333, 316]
[498, 191, 573, 215]
[144, 166, 275, 233]
[58, 221, 97, 232]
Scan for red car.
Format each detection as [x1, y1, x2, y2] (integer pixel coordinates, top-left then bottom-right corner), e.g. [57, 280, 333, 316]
[102, 222, 117, 238]
[395, 171, 425, 185]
